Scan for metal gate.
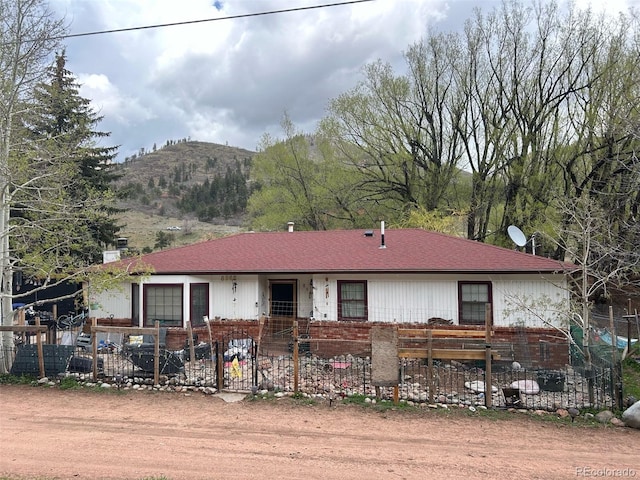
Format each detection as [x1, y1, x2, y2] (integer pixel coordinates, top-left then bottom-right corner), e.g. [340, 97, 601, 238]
[217, 329, 257, 392]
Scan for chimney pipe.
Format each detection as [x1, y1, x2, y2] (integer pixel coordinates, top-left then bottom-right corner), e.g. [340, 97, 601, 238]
[287, 222, 294, 233]
[380, 220, 386, 249]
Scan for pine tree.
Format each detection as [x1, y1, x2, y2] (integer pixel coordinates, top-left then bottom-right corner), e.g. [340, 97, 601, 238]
[24, 51, 122, 262]
[154, 231, 173, 250]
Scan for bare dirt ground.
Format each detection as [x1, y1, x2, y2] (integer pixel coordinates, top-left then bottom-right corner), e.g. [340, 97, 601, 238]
[1, 385, 638, 480]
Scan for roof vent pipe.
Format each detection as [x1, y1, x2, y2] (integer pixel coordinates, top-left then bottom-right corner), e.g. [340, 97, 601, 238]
[380, 220, 386, 249]
[287, 222, 294, 233]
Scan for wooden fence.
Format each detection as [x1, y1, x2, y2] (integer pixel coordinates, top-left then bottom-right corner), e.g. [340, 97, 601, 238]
[397, 304, 498, 407]
[88, 319, 163, 384]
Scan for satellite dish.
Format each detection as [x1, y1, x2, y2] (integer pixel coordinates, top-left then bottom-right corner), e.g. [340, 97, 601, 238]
[507, 225, 527, 247]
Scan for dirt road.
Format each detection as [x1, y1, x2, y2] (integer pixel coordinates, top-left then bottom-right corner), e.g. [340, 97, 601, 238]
[1, 385, 638, 480]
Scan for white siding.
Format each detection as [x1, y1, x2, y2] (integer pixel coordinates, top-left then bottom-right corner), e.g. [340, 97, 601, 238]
[92, 272, 570, 328]
[492, 275, 569, 328]
[309, 273, 569, 326]
[211, 275, 260, 320]
[311, 275, 335, 320]
[311, 274, 459, 323]
[368, 280, 458, 323]
[91, 285, 132, 319]
[297, 275, 314, 319]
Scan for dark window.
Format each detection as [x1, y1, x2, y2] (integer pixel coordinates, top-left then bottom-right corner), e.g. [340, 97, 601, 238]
[338, 280, 367, 321]
[143, 284, 182, 327]
[458, 282, 492, 325]
[190, 283, 209, 327]
[131, 283, 139, 326]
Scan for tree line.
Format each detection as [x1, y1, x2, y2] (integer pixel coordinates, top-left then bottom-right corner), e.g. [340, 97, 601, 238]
[122, 137, 193, 164]
[247, 1, 639, 262]
[177, 160, 251, 221]
[118, 155, 251, 222]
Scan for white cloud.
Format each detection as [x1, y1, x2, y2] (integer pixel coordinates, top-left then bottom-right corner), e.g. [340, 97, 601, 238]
[53, 0, 634, 160]
[572, 0, 638, 14]
[77, 73, 153, 125]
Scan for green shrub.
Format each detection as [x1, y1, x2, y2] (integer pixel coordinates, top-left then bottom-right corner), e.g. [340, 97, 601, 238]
[0, 373, 37, 385]
[58, 376, 81, 390]
[622, 345, 640, 401]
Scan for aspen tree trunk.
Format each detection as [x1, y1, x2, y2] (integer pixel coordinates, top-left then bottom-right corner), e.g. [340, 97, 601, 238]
[0, 0, 64, 372]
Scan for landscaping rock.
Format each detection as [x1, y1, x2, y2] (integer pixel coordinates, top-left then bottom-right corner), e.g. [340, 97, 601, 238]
[509, 380, 540, 395]
[610, 418, 626, 427]
[595, 410, 614, 423]
[621, 400, 640, 429]
[464, 380, 498, 394]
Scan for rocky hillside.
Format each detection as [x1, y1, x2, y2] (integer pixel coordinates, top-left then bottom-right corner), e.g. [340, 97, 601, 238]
[111, 141, 255, 252]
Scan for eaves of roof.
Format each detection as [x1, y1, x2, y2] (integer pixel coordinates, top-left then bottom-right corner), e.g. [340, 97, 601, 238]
[112, 228, 572, 275]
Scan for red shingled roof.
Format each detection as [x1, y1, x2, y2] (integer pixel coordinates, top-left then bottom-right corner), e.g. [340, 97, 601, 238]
[122, 229, 570, 275]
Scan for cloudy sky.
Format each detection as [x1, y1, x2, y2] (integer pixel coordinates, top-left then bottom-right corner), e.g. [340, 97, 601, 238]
[48, 0, 633, 161]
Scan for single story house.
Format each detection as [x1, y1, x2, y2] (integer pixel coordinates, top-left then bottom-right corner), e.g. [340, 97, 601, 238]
[91, 227, 572, 338]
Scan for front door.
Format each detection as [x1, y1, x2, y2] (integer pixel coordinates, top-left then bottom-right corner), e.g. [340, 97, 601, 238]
[269, 280, 296, 335]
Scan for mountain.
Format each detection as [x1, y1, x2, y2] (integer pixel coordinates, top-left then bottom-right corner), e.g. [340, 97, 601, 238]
[111, 141, 255, 252]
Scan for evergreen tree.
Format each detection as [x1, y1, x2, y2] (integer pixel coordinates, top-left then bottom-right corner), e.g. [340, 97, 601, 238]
[154, 231, 174, 250]
[176, 162, 251, 221]
[0, 3, 140, 374]
[24, 51, 121, 262]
